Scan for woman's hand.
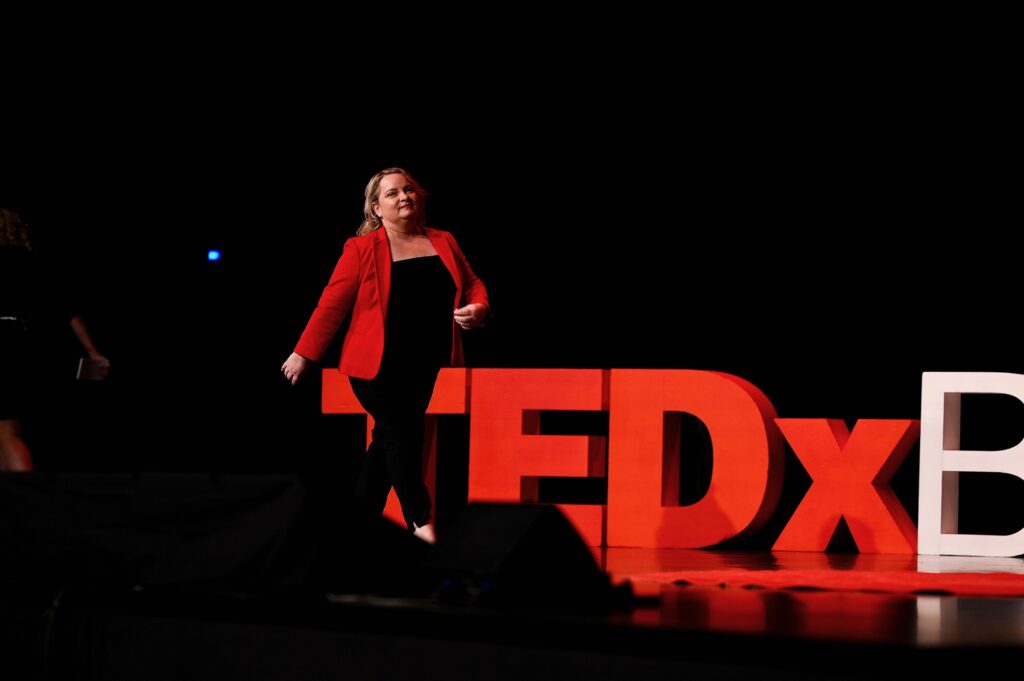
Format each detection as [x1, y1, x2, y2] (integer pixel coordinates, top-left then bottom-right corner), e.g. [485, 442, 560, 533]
[454, 303, 487, 330]
[281, 352, 310, 385]
[87, 351, 111, 379]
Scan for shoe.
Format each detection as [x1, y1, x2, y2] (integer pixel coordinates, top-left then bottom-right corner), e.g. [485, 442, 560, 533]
[412, 522, 436, 544]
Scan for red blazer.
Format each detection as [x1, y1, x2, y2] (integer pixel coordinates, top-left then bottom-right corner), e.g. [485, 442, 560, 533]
[294, 226, 489, 380]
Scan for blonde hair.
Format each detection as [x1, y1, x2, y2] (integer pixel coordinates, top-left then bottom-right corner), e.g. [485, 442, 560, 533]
[0, 208, 33, 250]
[356, 167, 428, 236]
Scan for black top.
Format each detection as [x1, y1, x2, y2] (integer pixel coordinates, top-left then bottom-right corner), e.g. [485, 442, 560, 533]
[0, 246, 38, 320]
[0, 247, 43, 417]
[380, 255, 456, 375]
[0, 245, 70, 328]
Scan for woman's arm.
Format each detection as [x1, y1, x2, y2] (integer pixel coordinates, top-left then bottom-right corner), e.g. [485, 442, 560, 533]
[69, 314, 111, 378]
[294, 237, 363, 362]
[448, 233, 490, 326]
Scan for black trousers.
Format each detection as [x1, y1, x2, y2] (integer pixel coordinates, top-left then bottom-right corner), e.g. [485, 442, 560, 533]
[349, 366, 440, 530]
[0, 319, 31, 420]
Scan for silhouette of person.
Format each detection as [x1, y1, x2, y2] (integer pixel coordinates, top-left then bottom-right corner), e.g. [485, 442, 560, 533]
[0, 208, 110, 471]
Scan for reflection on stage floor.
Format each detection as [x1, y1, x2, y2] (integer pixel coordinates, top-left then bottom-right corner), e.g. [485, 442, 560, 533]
[601, 548, 1024, 648]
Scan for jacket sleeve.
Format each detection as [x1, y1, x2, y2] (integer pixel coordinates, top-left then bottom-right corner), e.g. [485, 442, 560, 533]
[294, 237, 361, 362]
[449, 233, 490, 313]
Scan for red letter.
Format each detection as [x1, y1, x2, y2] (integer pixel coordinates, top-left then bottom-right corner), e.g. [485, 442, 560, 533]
[773, 419, 919, 553]
[468, 369, 607, 545]
[607, 370, 784, 548]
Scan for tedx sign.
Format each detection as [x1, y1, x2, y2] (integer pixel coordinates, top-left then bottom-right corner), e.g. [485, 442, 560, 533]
[323, 369, 1024, 557]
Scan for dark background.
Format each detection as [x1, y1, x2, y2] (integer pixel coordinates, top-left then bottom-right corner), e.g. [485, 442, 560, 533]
[3, 45, 1020, 544]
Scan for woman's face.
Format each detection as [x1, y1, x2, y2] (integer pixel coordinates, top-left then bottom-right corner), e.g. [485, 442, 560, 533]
[374, 174, 419, 224]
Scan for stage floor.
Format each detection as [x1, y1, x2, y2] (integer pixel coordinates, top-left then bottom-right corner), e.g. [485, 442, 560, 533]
[12, 548, 1024, 679]
[599, 547, 1024, 649]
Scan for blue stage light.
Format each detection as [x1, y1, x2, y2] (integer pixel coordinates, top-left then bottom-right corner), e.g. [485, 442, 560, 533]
[208, 249, 221, 262]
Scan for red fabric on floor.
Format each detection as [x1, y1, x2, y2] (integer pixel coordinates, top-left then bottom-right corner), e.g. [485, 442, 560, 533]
[629, 568, 1024, 596]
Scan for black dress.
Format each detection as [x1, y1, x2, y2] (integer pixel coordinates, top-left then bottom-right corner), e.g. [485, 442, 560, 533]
[0, 246, 46, 420]
[349, 255, 456, 528]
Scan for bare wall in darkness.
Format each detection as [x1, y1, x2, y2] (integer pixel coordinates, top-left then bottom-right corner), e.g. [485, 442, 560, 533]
[4, 72, 1019, 544]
